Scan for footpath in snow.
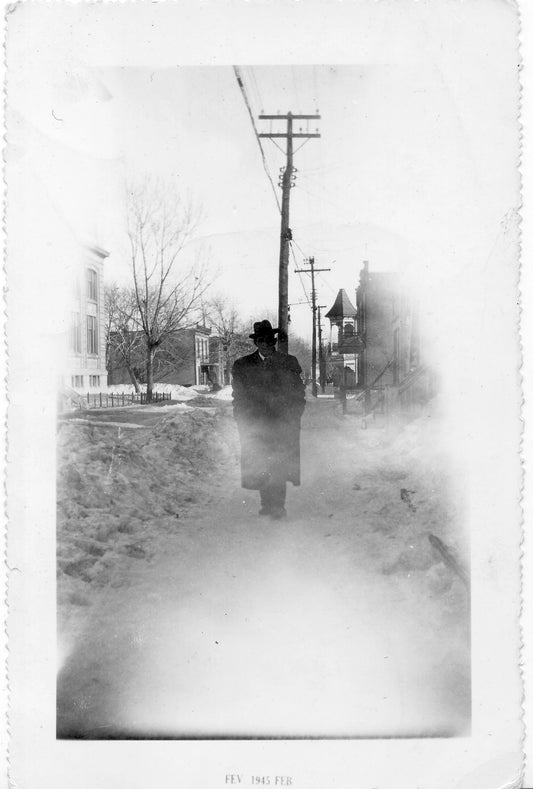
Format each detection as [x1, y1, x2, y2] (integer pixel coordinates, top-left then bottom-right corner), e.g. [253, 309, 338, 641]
[56, 392, 470, 739]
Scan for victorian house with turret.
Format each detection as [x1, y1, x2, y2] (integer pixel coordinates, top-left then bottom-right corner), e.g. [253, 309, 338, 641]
[324, 260, 432, 415]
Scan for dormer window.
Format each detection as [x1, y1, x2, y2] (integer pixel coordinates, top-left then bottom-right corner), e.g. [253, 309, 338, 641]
[87, 268, 98, 302]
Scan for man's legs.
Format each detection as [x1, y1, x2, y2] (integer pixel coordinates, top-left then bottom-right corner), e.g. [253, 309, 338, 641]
[259, 480, 287, 518]
[268, 481, 286, 519]
[259, 486, 271, 515]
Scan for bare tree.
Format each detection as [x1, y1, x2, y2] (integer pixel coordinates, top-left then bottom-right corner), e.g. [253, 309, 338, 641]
[288, 334, 312, 381]
[104, 283, 119, 372]
[127, 178, 209, 401]
[104, 283, 144, 392]
[207, 297, 251, 384]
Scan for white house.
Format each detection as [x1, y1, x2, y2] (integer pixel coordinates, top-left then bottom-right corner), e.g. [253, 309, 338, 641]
[66, 245, 109, 394]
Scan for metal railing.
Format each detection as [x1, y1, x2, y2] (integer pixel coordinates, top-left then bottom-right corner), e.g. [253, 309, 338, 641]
[356, 359, 394, 414]
[81, 391, 172, 409]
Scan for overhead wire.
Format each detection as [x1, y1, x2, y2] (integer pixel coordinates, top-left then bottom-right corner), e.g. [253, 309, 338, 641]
[289, 241, 312, 308]
[296, 183, 352, 215]
[234, 65, 329, 323]
[312, 65, 319, 112]
[293, 138, 312, 155]
[294, 69, 339, 319]
[291, 66, 301, 112]
[292, 235, 335, 308]
[248, 66, 264, 113]
[233, 65, 281, 213]
[317, 270, 336, 295]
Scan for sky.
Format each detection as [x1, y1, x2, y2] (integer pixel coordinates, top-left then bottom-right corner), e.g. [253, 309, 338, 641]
[6, 0, 520, 351]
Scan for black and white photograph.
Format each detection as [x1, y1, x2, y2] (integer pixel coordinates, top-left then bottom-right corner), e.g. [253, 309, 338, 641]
[5, 1, 524, 787]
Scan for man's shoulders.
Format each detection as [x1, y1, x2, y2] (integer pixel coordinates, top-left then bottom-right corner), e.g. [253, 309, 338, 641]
[282, 353, 302, 371]
[233, 352, 258, 368]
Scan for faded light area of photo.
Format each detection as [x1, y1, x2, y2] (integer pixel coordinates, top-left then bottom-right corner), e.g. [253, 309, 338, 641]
[5, 2, 524, 789]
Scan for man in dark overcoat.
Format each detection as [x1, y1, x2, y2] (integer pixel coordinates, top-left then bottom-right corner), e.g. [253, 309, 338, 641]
[232, 320, 306, 520]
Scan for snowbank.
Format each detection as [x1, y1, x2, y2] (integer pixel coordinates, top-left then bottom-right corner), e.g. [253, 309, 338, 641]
[213, 386, 233, 401]
[57, 408, 240, 635]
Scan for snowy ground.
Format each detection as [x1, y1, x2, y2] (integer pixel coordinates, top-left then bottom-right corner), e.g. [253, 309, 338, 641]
[106, 382, 234, 401]
[56, 392, 470, 739]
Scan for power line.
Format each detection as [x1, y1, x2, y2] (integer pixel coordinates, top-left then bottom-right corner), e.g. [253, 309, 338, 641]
[293, 137, 312, 155]
[233, 66, 281, 213]
[316, 270, 336, 295]
[294, 256, 331, 397]
[233, 70, 321, 342]
[258, 110, 321, 351]
[291, 66, 301, 111]
[290, 237, 310, 259]
[292, 238, 340, 297]
[289, 241, 312, 307]
[296, 183, 351, 215]
[247, 66, 264, 113]
[312, 66, 319, 111]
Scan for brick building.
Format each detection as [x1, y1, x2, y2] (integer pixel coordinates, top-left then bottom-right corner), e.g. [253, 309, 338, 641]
[108, 325, 224, 388]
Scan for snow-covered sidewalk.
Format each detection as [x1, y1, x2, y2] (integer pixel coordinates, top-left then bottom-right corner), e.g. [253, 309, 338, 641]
[57, 398, 469, 739]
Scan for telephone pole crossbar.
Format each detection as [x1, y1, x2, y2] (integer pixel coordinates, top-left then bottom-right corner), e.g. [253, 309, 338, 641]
[259, 114, 322, 119]
[294, 257, 330, 397]
[258, 111, 321, 354]
[258, 134, 320, 138]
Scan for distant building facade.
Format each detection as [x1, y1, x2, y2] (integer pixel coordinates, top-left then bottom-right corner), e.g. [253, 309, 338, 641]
[108, 325, 224, 388]
[391, 289, 434, 412]
[66, 245, 109, 393]
[355, 260, 398, 389]
[325, 287, 363, 388]
[325, 260, 433, 415]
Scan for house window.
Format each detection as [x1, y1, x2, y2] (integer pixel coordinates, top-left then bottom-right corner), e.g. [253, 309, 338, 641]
[87, 315, 98, 355]
[87, 268, 98, 302]
[197, 336, 209, 362]
[89, 375, 100, 388]
[71, 375, 83, 388]
[70, 312, 81, 354]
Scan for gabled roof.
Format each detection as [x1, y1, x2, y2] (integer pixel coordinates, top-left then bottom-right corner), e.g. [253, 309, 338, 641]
[325, 288, 357, 320]
[85, 244, 110, 260]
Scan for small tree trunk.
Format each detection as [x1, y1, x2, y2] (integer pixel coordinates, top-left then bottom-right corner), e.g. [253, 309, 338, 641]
[126, 364, 141, 393]
[146, 344, 156, 403]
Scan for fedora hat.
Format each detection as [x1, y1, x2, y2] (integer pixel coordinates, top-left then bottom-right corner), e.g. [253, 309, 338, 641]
[249, 320, 279, 340]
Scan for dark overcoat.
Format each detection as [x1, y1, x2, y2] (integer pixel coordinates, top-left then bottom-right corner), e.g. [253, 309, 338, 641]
[231, 350, 306, 490]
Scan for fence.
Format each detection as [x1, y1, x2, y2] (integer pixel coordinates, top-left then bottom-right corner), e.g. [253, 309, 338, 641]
[81, 391, 172, 409]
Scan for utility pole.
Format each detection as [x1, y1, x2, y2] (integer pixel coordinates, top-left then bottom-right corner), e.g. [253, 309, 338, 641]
[294, 257, 330, 397]
[317, 304, 327, 393]
[258, 112, 320, 353]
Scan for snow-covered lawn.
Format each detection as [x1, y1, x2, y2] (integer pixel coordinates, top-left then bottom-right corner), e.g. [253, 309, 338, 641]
[106, 382, 202, 401]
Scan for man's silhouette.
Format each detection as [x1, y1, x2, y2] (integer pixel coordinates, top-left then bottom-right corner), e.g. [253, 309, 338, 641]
[232, 320, 306, 519]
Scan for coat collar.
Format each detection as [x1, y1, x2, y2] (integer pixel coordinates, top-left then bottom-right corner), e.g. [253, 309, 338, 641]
[251, 349, 277, 364]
